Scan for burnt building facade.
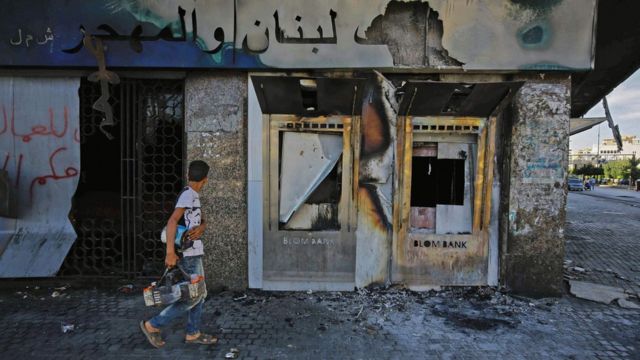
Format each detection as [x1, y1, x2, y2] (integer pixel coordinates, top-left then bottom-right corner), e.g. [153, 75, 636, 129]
[1, 0, 635, 296]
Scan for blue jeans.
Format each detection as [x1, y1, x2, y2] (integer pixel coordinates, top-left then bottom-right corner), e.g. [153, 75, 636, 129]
[148, 256, 207, 335]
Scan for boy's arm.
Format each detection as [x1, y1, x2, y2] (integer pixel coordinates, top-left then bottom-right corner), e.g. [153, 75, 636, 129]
[187, 214, 206, 240]
[165, 207, 185, 268]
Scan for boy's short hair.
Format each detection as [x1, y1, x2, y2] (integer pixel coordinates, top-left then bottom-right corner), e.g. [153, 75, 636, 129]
[188, 160, 210, 181]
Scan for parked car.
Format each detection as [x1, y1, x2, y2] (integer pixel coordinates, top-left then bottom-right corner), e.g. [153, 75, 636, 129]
[619, 179, 630, 185]
[568, 178, 584, 191]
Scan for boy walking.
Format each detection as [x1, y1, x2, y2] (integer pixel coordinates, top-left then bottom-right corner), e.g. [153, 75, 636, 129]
[140, 160, 217, 348]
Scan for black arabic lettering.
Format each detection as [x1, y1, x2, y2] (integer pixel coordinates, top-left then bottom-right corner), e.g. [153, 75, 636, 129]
[242, 20, 269, 54]
[62, 26, 86, 53]
[273, 9, 337, 45]
[191, 8, 198, 41]
[354, 26, 377, 45]
[62, 6, 189, 54]
[296, 15, 303, 39]
[129, 24, 144, 52]
[61, 6, 225, 55]
[201, 27, 225, 54]
[191, 8, 225, 54]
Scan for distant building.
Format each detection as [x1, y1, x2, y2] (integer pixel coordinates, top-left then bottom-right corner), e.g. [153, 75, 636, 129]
[569, 147, 597, 171]
[570, 135, 640, 171]
[593, 136, 640, 160]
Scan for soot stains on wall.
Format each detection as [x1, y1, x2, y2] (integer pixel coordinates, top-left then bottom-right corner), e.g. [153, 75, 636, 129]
[358, 1, 464, 67]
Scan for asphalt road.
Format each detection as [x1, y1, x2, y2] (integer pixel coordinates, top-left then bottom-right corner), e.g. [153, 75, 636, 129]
[571, 186, 640, 208]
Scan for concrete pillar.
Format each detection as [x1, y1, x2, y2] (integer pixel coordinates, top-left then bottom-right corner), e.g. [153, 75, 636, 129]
[185, 72, 248, 290]
[503, 76, 570, 297]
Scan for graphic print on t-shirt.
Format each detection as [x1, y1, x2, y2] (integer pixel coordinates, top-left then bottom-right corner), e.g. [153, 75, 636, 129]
[175, 186, 204, 257]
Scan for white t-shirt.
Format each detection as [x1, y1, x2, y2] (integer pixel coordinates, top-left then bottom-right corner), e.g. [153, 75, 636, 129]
[175, 186, 204, 257]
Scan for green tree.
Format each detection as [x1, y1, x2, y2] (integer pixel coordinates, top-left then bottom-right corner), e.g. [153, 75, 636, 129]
[603, 156, 640, 182]
[574, 164, 604, 176]
[603, 160, 628, 179]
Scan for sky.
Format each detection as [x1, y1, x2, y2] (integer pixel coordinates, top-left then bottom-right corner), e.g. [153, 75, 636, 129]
[570, 69, 640, 151]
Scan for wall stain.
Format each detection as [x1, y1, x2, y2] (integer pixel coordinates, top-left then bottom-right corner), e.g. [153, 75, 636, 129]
[358, 1, 463, 67]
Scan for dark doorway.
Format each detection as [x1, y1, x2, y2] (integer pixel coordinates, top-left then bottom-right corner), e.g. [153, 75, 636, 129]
[411, 157, 465, 207]
[61, 78, 184, 277]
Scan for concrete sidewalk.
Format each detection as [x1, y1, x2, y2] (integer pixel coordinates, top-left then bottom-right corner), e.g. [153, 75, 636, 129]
[0, 191, 638, 359]
[0, 284, 638, 359]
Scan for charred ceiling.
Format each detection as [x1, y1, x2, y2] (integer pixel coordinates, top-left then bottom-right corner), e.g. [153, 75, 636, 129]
[571, 0, 640, 117]
[252, 75, 522, 118]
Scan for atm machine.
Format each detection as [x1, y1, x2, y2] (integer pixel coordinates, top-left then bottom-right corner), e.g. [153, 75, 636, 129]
[251, 76, 364, 290]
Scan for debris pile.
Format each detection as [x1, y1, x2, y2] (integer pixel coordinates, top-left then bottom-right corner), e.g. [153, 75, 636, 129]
[563, 260, 589, 280]
[244, 285, 535, 334]
[224, 348, 240, 359]
[568, 280, 640, 309]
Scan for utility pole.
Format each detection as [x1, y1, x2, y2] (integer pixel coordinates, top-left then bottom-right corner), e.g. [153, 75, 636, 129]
[597, 124, 600, 158]
[596, 124, 601, 181]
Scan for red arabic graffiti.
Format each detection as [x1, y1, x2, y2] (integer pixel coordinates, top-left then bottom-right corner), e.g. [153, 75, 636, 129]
[1, 103, 80, 202]
[29, 147, 79, 202]
[1, 104, 78, 143]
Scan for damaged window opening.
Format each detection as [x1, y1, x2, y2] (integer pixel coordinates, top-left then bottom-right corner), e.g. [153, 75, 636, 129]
[305, 159, 342, 205]
[410, 145, 465, 208]
[436, 159, 465, 205]
[411, 159, 465, 207]
[279, 158, 342, 231]
[410, 143, 437, 231]
[411, 156, 437, 208]
[409, 142, 467, 232]
[278, 131, 343, 231]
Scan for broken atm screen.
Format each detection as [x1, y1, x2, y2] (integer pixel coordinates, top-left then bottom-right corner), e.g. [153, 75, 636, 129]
[278, 132, 343, 231]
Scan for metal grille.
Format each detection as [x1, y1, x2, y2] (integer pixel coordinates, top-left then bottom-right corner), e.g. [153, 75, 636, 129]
[61, 78, 184, 277]
[411, 117, 483, 134]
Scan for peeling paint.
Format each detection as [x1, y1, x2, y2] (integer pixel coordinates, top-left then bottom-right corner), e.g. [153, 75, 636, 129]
[358, 1, 463, 67]
[505, 78, 570, 296]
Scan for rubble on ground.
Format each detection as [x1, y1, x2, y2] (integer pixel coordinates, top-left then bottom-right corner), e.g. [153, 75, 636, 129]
[221, 285, 552, 334]
[568, 280, 640, 309]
